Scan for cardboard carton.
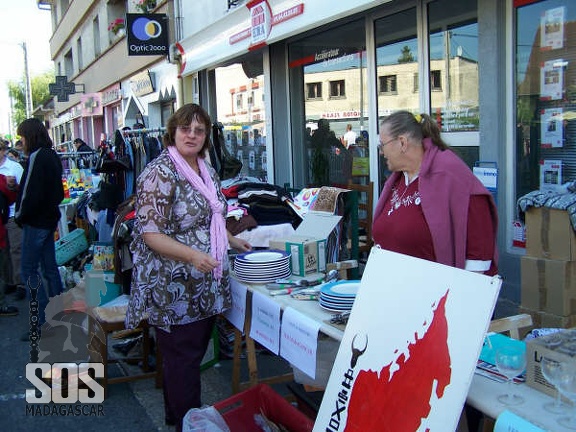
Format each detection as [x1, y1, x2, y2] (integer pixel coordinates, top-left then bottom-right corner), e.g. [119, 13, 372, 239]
[525, 328, 576, 397]
[525, 207, 576, 261]
[519, 306, 576, 329]
[520, 256, 576, 316]
[269, 212, 341, 276]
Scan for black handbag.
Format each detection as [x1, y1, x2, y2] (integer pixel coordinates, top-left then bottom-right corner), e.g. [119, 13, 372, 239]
[211, 122, 242, 180]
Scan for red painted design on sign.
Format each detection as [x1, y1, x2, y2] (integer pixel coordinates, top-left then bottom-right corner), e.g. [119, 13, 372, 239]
[344, 291, 451, 431]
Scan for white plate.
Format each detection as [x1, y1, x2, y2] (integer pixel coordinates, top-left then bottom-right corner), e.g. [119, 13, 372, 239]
[319, 302, 352, 313]
[320, 280, 361, 298]
[235, 268, 291, 284]
[236, 250, 289, 263]
[319, 296, 355, 306]
[234, 263, 290, 273]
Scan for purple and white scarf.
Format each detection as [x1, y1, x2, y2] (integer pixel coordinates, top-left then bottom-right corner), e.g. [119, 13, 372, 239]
[168, 146, 227, 280]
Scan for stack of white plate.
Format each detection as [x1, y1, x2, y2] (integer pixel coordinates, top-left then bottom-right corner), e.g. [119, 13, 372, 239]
[319, 280, 360, 312]
[234, 250, 291, 284]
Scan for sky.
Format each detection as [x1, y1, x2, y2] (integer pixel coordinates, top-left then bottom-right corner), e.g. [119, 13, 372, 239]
[0, 0, 53, 138]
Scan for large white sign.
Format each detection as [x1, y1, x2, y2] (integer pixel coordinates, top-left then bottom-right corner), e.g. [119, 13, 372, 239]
[314, 248, 501, 432]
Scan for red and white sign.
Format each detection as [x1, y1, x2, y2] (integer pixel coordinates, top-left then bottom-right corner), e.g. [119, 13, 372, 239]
[229, 2, 304, 47]
[248, 0, 272, 50]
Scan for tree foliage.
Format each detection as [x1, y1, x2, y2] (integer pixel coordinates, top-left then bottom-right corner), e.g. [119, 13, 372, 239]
[398, 45, 415, 64]
[7, 70, 54, 130]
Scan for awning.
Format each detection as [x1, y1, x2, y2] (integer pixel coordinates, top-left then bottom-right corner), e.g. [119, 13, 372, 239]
[178, 0, 390, 76]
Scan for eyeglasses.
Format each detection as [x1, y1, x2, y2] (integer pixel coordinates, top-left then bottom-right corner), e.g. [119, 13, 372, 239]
[177, 126, 207, 136]
[377, 137, 397, 151]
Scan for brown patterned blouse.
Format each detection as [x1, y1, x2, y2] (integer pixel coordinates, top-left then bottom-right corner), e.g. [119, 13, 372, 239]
[125, 151, 231, 331]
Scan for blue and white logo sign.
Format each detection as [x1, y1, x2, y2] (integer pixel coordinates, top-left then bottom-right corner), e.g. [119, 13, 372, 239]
[126, 13, 168, 56]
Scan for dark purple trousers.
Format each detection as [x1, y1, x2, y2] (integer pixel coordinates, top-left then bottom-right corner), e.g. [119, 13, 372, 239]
[155, 316, 216, 432]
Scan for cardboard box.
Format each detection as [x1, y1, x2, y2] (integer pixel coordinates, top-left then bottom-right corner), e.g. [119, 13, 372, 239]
[86, 270, 122, 307]
[519, 306, 576, 329]
[525, 207, 576, 261]
[525, 328, 576, 397]
[520, 256, 576, 316]
[269, 212, 341, 276]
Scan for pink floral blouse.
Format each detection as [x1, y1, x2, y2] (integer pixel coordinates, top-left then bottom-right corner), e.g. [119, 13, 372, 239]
[125, 151, 231, 331]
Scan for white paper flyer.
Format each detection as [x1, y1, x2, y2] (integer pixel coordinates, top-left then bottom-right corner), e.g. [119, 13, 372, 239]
[540, 7, 565, 51]
[540, 59, 564, 101]
[540, 108, 563, 148]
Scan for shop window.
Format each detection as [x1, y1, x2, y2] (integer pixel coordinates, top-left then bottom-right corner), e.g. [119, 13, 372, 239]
[428, 0, 479, 133]
[514, 0, 576, 201]
[430, 70, 442, 91]
[214, 53, 267, 182]
[306, 82, 322, 100]
[379, 75, 398, 95]
[329, 80, 346, 99]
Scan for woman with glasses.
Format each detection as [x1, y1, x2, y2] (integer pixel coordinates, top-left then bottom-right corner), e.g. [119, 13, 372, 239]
[125, 103, 251, 432]
[373, 110, 498, 276]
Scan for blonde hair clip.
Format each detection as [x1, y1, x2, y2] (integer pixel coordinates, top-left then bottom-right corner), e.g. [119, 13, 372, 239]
[414, 114, 422, 124]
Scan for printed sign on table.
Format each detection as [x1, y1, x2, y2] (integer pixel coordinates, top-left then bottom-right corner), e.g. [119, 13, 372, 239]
[224, 279, 248, 332]
[250, 291, 281, 354]
[280, 307, 321, 379]
[314, 248, 501, 432]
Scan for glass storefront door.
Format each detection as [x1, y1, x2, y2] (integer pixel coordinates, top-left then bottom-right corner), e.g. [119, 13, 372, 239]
[213, 51, 268, 182]
[288, 19, 368, 188]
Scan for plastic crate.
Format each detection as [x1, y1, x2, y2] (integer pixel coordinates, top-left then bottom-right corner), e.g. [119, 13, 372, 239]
[55, 228, 89, 265]
[213, 384, 314, 432]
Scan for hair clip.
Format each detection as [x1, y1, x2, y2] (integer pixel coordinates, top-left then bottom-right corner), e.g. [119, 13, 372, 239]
[414, 114, 422, 124]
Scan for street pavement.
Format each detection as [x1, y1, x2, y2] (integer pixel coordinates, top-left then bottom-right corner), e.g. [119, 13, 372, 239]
[0, 289, 292, 431]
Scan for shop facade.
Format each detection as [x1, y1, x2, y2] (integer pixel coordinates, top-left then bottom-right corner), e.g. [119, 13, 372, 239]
[174, 0, 576, 313]
[46, 0, 174, 149]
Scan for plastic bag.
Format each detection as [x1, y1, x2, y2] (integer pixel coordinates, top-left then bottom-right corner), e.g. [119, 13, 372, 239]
[182, 405, 230, 432]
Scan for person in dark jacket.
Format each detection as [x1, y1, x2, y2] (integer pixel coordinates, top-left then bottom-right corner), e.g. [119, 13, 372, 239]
[73, 138, 94, 169]
[15, 118, 64, 341]
[73, 138, 92, 154]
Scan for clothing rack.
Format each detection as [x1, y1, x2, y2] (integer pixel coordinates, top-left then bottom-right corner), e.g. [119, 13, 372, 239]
[58, 151, 96, 157]
[122, 127, 166, 137]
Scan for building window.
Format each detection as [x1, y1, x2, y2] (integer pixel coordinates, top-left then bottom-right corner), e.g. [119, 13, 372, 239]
[64, 49, 73, 78]
[76, 38, 83, 71]
[306, 82, 322, 100]
[329, 80, 345, 98]
[413, 73, 418, 92]
[430, 70, 442, 91]
[236, 94, 243, 110]
[93, 16, 101, 57]
[379, 75, 398, 94]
